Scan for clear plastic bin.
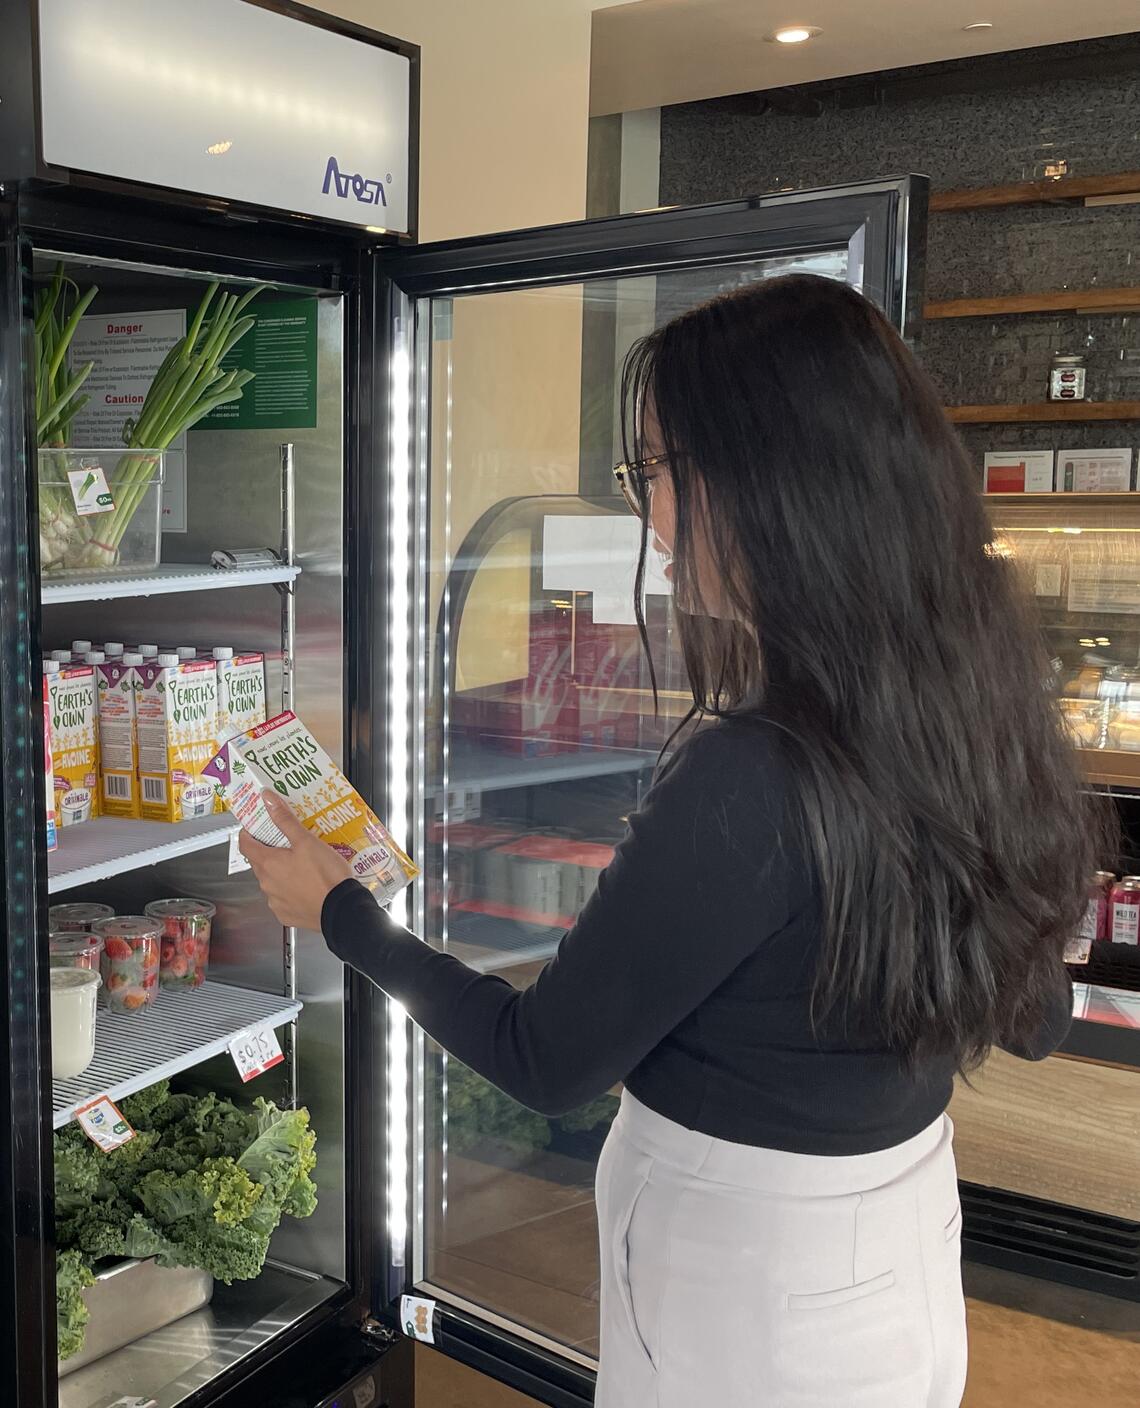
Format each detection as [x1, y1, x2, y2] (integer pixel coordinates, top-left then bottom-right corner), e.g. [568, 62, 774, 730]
[38, 448, 164, 577]
[48, 931, 103, 973]
[91, 916, 162, 1013]
[50, 967, 101, 1079]
[1061, 698, 1108, 751]
[1108, 702, 1140, 752]
[145, 898, 216, 989]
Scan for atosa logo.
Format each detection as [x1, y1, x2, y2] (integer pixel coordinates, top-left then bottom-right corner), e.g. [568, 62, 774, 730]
[322, 156, 390, 208]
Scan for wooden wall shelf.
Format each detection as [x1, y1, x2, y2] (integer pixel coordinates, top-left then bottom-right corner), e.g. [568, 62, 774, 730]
[945, 402, 1140, 425]
[926, 287, 1140, 319]
[1079, 748, 1140, 793]
[982, 492, 1138, 506]
[931, 171, 1140, 212]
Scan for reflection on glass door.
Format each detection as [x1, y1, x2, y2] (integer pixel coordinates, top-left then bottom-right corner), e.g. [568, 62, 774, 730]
[415, 249, 850, 1359]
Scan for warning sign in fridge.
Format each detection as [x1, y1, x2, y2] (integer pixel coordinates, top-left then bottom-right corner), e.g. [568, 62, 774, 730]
[198, 297, 319, 431]
[68, 310, 188, 533]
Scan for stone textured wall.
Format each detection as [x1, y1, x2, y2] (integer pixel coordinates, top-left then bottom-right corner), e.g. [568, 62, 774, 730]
[658, 38, 1140, 479]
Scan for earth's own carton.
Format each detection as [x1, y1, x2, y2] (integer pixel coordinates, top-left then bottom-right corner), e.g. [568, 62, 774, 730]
[47, 664, 99, 826]
[213, 650, 267, 814]
[96, 659, 141, 818]
[204, 710, 418, 905]
[137, 656, 219, 822]
[216, 651, 267, 745]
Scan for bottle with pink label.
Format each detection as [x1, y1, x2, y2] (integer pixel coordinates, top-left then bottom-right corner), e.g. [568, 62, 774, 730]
[1109, 876, 1140, 946]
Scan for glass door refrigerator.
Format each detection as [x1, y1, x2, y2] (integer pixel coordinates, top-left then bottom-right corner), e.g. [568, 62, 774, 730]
[2, 6, 422, 1408]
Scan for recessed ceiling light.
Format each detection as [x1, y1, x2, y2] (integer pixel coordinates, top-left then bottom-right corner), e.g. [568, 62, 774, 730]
[963, 21, 994, 31]
[766, 25, 822, 44]
[206, 140, 233, 156]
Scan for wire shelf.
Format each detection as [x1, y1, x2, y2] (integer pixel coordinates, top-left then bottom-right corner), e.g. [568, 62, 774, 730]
[42, 561, 301, 605]
[48, 814, 237, 894]
[53, 981, 303, 1127]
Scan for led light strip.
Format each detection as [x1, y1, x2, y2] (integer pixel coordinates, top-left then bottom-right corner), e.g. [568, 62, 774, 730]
[386, 317, 413, 1266]
[412, 303, 434, 1273]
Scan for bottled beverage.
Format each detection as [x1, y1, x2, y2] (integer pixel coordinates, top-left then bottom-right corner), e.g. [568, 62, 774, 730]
[1109, 877, 1140, 945]
[1067, 871, 1116, 963]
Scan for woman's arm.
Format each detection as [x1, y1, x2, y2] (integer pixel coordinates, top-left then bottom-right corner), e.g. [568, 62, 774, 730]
[321, 727, 804, 1115]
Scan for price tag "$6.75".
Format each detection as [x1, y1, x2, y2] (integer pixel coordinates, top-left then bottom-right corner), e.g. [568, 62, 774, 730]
[228, 1025, 284, 1083]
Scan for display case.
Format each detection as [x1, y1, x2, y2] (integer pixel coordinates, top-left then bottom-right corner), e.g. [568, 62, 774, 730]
[987, 492, 1140, 792]
[984, 492, 1140, 1005]
[931, 490, 1140, 1304]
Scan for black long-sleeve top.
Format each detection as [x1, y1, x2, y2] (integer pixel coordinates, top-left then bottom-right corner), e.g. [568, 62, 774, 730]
[322, 719, 1073, 1155]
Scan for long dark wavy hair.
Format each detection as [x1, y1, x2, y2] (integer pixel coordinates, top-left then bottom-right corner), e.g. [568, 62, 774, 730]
[621, 272, 1108, 1070]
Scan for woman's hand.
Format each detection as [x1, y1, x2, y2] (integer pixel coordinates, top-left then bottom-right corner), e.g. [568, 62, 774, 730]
[238, 790, 353, 932]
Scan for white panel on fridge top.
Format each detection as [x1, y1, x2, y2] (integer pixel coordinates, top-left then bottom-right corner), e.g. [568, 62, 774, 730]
[36, 0, 412, 234]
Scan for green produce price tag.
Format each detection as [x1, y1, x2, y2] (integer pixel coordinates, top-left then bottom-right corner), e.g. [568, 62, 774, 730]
[75, 1094, 135, 1151]
[66, 465, 115, 517]
[198, 296, 319, 431]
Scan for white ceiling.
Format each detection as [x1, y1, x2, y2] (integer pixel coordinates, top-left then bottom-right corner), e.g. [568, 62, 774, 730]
[590, 0, 1140, 114]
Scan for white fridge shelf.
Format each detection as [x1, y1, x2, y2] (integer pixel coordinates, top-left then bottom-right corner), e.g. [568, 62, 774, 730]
[52, 982, 303, 1127]
[42, 561, 301, 605]
[48, 814, 237, 894]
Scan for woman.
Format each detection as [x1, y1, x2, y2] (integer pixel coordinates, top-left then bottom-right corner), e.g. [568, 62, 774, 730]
[242, 274, 1101, 1407]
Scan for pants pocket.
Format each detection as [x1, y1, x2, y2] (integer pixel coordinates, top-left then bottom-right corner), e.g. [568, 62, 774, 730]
[787, 1269, 897, 1312]
[614, 1162, 657, 1369]
[943, 1205, 963, 1243]
[597, 1130, 659, 1378]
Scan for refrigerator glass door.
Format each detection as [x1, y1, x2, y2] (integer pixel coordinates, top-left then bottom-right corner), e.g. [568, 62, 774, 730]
[381, 181, 926, 1375]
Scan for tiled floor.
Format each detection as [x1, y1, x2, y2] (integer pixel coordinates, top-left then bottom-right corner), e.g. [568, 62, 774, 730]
[422, 1152, 1140, 1405]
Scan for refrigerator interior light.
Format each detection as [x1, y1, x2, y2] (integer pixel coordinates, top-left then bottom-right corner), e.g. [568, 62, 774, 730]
[386, 325, 414, 1264]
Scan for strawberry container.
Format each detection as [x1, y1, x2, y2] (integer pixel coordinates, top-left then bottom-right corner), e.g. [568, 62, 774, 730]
[144, 898, 216, 989]
[49, 901, 114, 933]
[48, 931, 104, 973]
[91, 916, 162, 1013]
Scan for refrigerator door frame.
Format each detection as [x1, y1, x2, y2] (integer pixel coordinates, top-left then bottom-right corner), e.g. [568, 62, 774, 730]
[373, 176, 929, 1406]
[0, 182, 405, 1407]
[0, 183, 57, 1408]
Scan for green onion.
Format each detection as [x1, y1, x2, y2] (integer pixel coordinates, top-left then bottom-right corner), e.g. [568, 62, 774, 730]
[36, 265, 100, 571]
[35, 263, 98, 445]
[88, 282, 262, 564]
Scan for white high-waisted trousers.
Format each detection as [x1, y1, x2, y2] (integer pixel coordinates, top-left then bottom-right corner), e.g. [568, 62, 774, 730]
[595, 1092, 967, 1408]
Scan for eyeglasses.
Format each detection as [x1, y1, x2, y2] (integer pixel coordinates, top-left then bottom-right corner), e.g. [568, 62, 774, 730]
[612, 454, 667, 517]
